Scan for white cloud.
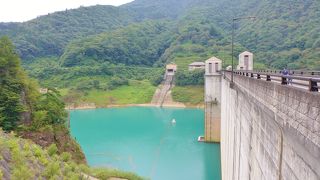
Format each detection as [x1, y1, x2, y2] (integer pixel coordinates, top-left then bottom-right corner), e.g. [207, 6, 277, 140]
[0, 0, 134, 22]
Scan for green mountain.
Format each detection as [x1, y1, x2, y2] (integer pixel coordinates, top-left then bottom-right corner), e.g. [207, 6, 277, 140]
[0, 0, 319, 69]
[60, 21, 175, 67]
[0, 5, 136, 60]
[235, 0, 320, 69]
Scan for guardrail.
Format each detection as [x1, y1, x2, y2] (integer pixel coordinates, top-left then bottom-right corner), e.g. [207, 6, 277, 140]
[252, 70, 320, 76]
[224, 70, 320, 92]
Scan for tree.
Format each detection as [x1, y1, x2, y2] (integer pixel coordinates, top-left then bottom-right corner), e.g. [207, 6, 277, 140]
[175, 69, 204, 86]
[0, 37, 67, 131]
[0, 37, 26, 131]
[36, 88, 67, 125]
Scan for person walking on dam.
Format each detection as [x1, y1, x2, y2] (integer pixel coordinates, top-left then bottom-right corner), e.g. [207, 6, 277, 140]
[282, 67, 290, 84]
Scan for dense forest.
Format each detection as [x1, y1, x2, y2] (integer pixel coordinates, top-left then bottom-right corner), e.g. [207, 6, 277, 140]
[0, 0, 319, 70]
[60, 21, 174, 67]
[0, 37, 65, 131]
[0, 36, 84, 159]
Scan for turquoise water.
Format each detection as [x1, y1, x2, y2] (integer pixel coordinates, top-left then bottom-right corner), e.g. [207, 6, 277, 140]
[70, 107, 221, 180]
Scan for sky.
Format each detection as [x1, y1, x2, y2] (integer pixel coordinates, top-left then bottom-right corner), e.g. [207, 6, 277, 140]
[0, 0, 134, 22]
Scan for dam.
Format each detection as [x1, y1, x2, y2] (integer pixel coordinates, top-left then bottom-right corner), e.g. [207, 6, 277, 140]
[220, 71, 320, 180]
[203, 52, 320, 180]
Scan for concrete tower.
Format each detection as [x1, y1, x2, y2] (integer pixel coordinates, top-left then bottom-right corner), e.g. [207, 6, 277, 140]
[237, 51, 253, 70]
[204, 56, 222, 143]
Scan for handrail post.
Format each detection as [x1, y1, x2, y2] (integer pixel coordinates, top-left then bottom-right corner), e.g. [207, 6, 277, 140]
[281, 76, 287, 85]
[266, 75, 271, 81]
[309, 79, 318, 92]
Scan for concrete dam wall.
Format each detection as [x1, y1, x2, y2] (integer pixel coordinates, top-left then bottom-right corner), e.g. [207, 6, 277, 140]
[221, 73, 320, 180]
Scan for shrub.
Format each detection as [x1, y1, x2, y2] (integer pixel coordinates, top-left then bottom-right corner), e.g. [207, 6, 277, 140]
[172, 86, 204, 105]
[69, 162, 77, 172]
[31, 111, 47, 130]
[39, 155, 49, 166]
[0, 169, 3, 180]
[12, 165, 33, 180]
[91, 168, 143, 180]
[76, 80, 101, 91]
[175, 69, 204, 86]
[66, 172, 81, 180]
[6, 139, 19, 151]
[42, 161, 61, 178]
[61, 152, 71, 162]
[107, 77, 129, 90]
[78, 164, 90, 174]
[63, 163, 71, 176]
[32, 145, 43, 158]
[150, 74, 164, 86]
[47, 144, 58, 156]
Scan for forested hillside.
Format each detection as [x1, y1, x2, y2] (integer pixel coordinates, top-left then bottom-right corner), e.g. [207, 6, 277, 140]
[0, 6, 136, 60]
[0, 36, 86, 162]
[0, 37, 144, 179]
[60, 21, 175, 67]
[235, 0, 320, 69]
[1, 0, 318, 70]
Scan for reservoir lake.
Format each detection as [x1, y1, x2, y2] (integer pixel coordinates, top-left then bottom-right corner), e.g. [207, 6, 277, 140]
[70, 107, 221, 180]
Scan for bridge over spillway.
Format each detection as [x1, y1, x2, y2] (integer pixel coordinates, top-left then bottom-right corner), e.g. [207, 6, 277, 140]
[203, 54, 320, 180]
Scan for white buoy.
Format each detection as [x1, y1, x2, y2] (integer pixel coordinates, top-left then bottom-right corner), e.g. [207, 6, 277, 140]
[171, 119, 176, 124]
[198, 136, 205, 142]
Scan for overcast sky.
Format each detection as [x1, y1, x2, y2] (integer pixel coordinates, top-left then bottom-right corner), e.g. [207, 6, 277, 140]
[0, 0, 134, 22]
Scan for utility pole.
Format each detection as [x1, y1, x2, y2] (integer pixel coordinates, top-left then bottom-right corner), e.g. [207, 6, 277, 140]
[231, 16, 256, 85]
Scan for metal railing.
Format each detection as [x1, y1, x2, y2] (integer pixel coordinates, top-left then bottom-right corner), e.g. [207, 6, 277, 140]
[224, 70, 320, 92]
[252, 70, 320, 76]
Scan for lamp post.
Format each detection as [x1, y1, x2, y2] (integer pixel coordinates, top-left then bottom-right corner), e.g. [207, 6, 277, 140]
[231, 16, 256, 84]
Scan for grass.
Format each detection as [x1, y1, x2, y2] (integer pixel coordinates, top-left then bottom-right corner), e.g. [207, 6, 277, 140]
[58, 88, 69, 97]
[168, 43, 210, 70]
[173, 56, 206, 70]
[172, 49, 232, 70]
[172, 85, 204, 105]
[43, 75, 112, 89]
[61, 80, 156, 107]
[91, 168, 144, 180]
